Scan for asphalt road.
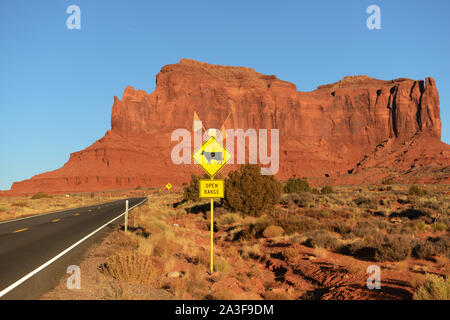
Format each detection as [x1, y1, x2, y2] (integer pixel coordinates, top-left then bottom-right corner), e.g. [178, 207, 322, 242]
[0, 196, 147, 299]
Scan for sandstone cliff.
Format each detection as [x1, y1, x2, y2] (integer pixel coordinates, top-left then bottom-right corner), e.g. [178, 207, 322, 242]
[5, 59, 449, 194]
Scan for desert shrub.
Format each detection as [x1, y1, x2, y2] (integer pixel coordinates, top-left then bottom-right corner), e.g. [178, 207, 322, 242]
[135, 185, 142, 190]
[214, 257, 231, 274]
[372, 234, 412, 262]
[412, 240, 436, 260]
[339, 240, 372, 258]
[341, 234, 413, 262]
[262, 225, 284, 238]
[283, 178, 310, 194]
[183, 174, 209, 202]
[391, 207, 433, 221]
[296, 193, 317, 208]
[409, 185, 428, 197]
[382, 178, 394, 185]
[151, 234, 181, 257]
[100, 251, 164, 285]
[281, 193, 317, 209]
[279, 193, 300, 207]
[222, 164, 282, 217]
[432, 223, 447, 232]
[321, 186, 334, 194]
[303, 230, 339, 249]
[414, 274, 450, 300]
[183, 174, 201, 202]
[429, 236, 450, 258]
[31, 192, 51, 200]
[11, 202, 29, 208]
[420, 198, 441, 211]
[353, 196, 378, 209]
[217, 213, 241, 228]
[325, 219, 352, 236]
[320, 210, 330, 218]
[235, 222, 270, 241]
[269, 212, 321, 235]
[282, 247, 298, 260]
[351, 220, 385, 238]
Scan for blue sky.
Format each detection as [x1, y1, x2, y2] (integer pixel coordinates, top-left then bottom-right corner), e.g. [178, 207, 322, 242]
[1, 0, 449, 190]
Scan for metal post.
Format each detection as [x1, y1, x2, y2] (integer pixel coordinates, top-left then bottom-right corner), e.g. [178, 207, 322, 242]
[210, 197, 214, 274]
[125, 200, 129, 233]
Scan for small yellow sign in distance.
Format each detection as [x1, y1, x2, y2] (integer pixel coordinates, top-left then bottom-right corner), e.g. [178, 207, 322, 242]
[192, 136, 232, 178]
[166, 183, 172, 190]
[199, 179, 224, 198]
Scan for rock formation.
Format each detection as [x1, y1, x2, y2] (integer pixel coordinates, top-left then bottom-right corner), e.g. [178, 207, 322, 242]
[4, 59, 449, 194]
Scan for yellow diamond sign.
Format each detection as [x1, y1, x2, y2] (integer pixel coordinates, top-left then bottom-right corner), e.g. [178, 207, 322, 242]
[192, 136, 232, 178]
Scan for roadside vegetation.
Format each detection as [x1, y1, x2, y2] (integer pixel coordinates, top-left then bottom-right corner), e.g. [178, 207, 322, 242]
[36, 165, 449, 300]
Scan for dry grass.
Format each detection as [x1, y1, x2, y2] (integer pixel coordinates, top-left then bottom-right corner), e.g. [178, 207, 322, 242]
[414, 273, 450, 300]
[313, 247, 328, 258]
[101, 251, 165, 286]
[339, 256, 366, 274]
[41, 184, 449, 300]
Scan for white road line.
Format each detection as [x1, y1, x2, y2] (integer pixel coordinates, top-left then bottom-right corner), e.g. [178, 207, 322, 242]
[0, 198, 146, 298]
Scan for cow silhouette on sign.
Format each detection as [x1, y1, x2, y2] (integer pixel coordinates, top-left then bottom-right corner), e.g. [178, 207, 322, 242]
[201, 150, 223, 164]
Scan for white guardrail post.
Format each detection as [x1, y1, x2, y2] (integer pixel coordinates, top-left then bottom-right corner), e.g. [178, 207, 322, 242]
[125, 200, 129, 233]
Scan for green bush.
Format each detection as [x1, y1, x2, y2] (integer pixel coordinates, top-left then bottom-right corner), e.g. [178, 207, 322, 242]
[270, 212, 321, 235]
[320, 186, 334, 194]
[222, 164, 282, 217]
[262, 225, 284, 238]
[31, 192, 51, 200]
[217, 213, 241, 228]
[409, 185, 428, 197]
[353, 196, 378, 209]
[183, 174, 201, 202]
[412, 240, 436, 260]
[341, 234, 413, 262]
[382, 178, 394, 185]
[430, 236, 450, 258]
[279, 193, 300, 207]
[183, 174, 209, 202]
[304, 230, 339, 249]
[283, 178, 310, 194]
[372, 234, 412, 262]
[414, 274, 450, 300]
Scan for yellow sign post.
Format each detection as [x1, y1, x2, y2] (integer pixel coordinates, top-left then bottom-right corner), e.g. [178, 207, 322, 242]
[192, 136, 231, 273]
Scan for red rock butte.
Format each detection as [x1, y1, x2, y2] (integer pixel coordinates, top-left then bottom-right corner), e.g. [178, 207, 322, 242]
[3, 59, 450, 195]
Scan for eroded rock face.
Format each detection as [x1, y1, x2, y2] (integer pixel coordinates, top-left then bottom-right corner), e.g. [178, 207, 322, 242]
[5, 59, 449, 194]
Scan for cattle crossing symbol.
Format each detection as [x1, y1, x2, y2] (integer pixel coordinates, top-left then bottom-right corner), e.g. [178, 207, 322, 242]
[192, 136, 232, 178]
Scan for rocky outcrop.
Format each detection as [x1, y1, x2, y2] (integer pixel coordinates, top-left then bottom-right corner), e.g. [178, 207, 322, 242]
[4, 59, 449, 194]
